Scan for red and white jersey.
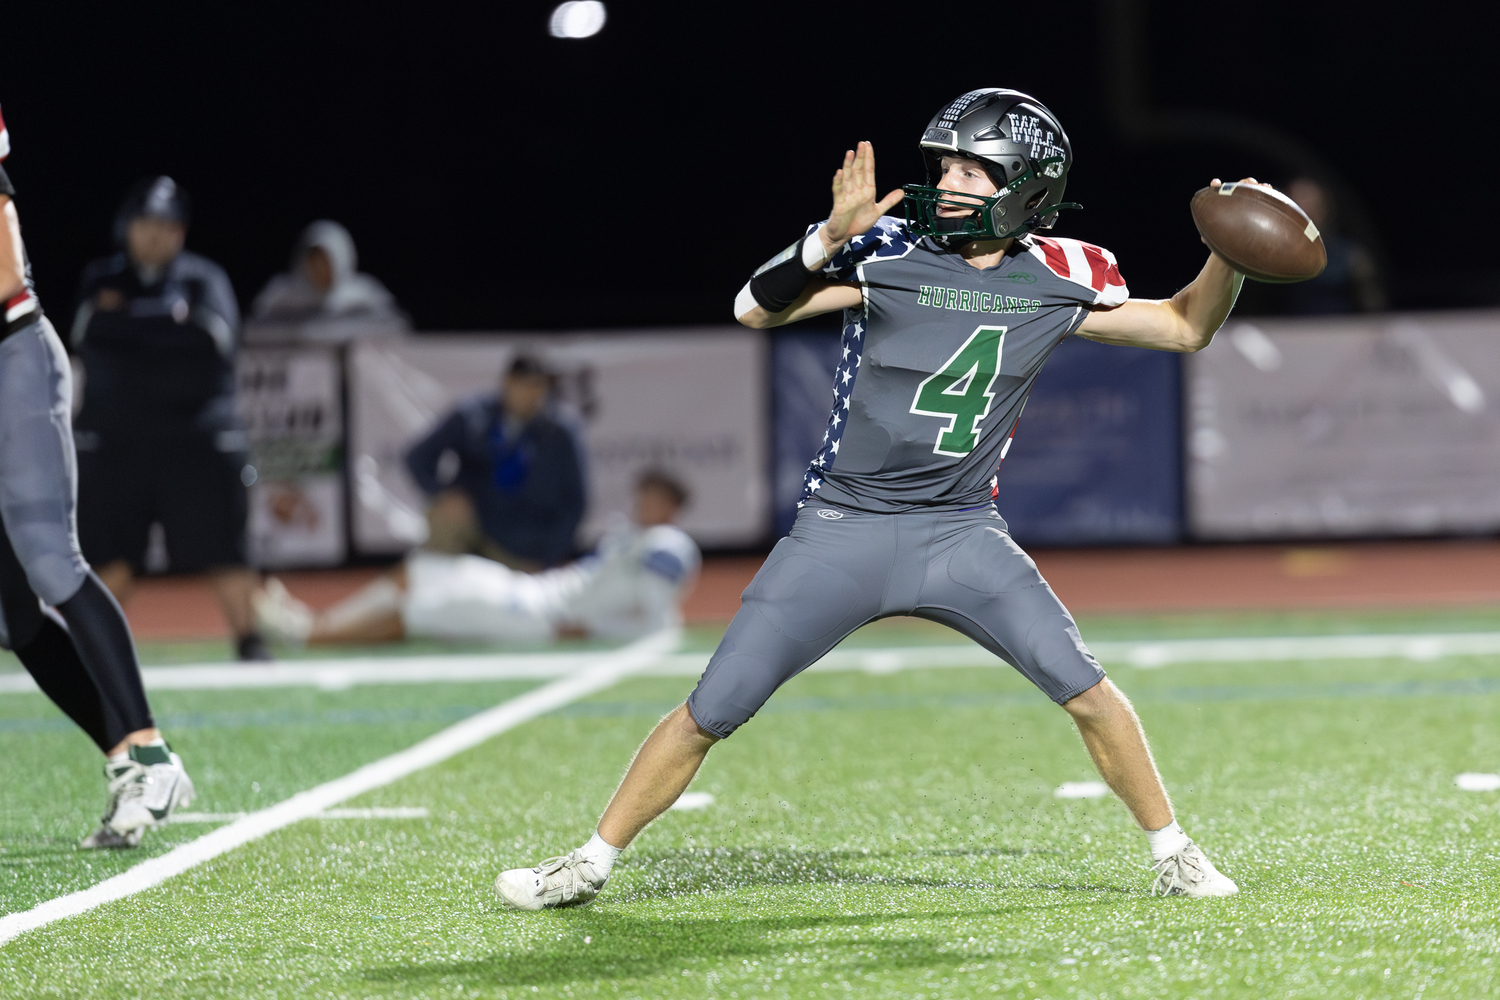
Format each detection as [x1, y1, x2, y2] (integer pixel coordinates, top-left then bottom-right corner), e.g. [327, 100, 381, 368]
[1025, 236, 1129, 308]
[0, 104, 44, 337]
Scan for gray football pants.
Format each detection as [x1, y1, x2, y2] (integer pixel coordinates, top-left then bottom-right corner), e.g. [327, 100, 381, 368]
[686, 503, 1106, 738]
[0, 318, 90, 637]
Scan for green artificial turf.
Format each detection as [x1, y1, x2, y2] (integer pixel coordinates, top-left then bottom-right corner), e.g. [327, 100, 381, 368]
[0, 680, 541, 915]
[2, 619, 1499, 998]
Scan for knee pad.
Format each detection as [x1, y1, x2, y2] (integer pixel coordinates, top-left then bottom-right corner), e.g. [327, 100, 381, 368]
[6, 520, 88, 607]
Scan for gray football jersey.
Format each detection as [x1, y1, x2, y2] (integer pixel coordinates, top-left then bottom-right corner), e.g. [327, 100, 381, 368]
[800, 216, 1129, 513]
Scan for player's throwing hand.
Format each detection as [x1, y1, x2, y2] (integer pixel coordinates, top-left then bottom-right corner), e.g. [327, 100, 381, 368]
[821, 141, 904, 255]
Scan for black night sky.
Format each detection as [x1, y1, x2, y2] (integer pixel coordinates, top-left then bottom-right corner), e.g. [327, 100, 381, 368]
[3, 0, 1490, 331]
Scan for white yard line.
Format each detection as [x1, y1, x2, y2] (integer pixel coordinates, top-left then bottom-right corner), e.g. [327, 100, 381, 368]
[1091, 632, 1500, 668]
[0, 627, 679, 948]
[169, 807, 431, 823]
[8, 632, 1500, 695]
[3, 631, 1497, 696]
[0, 651, 620, 694]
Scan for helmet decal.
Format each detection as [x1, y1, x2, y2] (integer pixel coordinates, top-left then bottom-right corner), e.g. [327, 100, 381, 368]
[1006, 112, 1067, 164]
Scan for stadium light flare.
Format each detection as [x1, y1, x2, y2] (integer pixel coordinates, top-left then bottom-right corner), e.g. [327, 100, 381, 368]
[549, 1, 606, 38]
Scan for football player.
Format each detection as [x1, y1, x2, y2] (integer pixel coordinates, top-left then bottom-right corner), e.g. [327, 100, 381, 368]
[496, 89, 1247, 907]
[252, 470, 700, 646]
[0, 106, 194, 847]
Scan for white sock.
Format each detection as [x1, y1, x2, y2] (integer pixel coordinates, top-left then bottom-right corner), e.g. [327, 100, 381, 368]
[579, 831, 623, 876]
[106, 751, 129, 766]
[1146, 820, 1191, 861]
[321, 579, 403, 633]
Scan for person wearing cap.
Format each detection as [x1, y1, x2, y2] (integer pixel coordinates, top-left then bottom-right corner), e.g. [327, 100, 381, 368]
[403, 354, 587, 571]
[71, 177, 271, 661]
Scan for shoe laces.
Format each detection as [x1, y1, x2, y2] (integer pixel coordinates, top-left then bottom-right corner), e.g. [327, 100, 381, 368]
[533, 851, 605, 901]
[101, 761, 146, 821]
[106, 761, 145, 798]
[1151, 843, 1208, 896]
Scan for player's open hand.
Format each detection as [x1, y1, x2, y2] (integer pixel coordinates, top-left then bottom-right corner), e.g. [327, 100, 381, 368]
[823, 142, 904, 253]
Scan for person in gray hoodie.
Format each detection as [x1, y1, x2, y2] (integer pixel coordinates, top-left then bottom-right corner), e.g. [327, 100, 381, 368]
[250, 220, 406, 330]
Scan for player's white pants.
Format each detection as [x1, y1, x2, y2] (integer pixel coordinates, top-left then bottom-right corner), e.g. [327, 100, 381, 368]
[401, 551, 591, 643]
[0, 319, 90, 618]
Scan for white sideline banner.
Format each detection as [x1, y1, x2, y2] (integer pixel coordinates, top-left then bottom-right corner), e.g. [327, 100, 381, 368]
[238, 346, 346, 568]
[347, 330, 769, 553]
[1186, 310, 1500, 539]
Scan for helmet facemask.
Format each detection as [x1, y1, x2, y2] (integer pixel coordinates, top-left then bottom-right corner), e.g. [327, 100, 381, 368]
[903, 154, 1078, 241]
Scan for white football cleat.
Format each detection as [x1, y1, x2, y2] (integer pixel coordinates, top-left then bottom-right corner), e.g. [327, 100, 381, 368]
[104, 744, 196, 838]
[1151, 842, 1239, 897]
[253, 577, 313, 647]
[495, 850, 608, 910]
[80, 758, 146, 849]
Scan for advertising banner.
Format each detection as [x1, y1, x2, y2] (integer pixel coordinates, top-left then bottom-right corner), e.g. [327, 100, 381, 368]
[238, 346, 347, 568]
[348, 330, 769, 554]
[995, 335, 1182, 545]
[1186, 311, 1500, 539]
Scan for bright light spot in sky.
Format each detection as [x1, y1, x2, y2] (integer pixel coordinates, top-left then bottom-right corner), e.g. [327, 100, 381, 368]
[549, 2, 606, 38]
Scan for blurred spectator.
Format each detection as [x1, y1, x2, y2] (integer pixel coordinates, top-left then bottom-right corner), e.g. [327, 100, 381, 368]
[253, 470, 699, 647]
[405, 354, 586, 571]
[1279, 178, 1385, 314]
[71, 177, 270, 661]
[248, 220, 406, 337]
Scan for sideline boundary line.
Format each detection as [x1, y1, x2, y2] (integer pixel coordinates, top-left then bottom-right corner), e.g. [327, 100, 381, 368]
[4, 631, 1500, 695]
[0, 628, 679, 948]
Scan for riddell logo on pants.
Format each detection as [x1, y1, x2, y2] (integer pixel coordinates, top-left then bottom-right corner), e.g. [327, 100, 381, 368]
[817, 509, 844, 519]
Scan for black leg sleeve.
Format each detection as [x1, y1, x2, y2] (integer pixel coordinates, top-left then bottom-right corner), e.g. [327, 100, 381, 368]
[54, 572, 154, 737]
[15, 617, 119, 751]
[0, 528, 120, 751]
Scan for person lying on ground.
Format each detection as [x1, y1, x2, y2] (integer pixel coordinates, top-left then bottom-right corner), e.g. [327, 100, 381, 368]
[253, 470, 699, 646]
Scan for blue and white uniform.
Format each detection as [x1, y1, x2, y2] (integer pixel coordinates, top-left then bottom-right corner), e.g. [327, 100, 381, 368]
[403, 522, 701, 642]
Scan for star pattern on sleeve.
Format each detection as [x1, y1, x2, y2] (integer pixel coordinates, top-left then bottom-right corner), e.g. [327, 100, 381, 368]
[817, 216, 918, 282]
[800, 300, 868, 506]
[795, 216, 915, 511]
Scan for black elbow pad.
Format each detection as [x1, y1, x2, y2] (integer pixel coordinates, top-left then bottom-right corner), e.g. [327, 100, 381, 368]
[0, 166, 13, 198]
[748, 235, 816, 313]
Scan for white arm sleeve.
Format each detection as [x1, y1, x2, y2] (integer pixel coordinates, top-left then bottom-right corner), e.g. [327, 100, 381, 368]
[733, 281, 758, 320]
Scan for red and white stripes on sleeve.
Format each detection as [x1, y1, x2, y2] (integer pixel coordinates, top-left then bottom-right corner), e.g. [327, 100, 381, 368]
[1027, 236, 1129, 307]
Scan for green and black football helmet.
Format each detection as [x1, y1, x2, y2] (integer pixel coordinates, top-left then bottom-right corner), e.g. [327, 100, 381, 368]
[904, 88, 1080, 243]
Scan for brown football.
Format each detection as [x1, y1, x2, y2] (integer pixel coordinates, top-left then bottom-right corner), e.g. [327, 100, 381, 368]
[1190, 182, 1327, 283]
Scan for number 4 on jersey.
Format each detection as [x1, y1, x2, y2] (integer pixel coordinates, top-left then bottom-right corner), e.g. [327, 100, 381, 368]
[909, 325, 1006, 456]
